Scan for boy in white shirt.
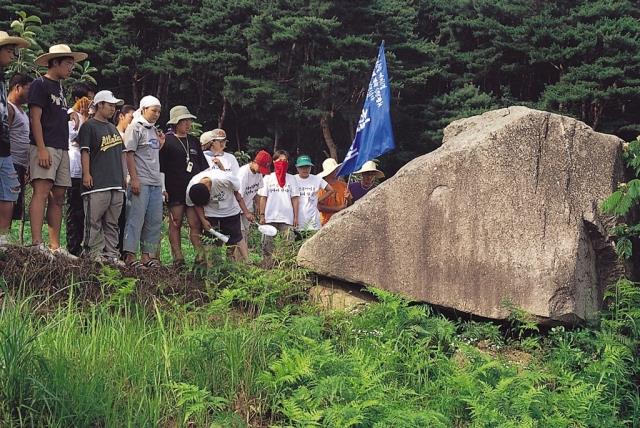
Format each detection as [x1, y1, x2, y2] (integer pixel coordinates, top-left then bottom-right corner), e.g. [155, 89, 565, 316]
[294, 155, 334, 232]
[235, 149, 271, 260]
[186, 168, 253, 261]
[200, 128, 239, 175]
[257, 150, 299, 263]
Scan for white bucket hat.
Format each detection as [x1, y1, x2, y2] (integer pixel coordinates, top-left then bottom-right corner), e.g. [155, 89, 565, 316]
[0, 31, 29, 49]
[35, 44, 88, 67]
[353, 160, 385, 178]
[167, 105, 196, 125]
[317, 158, 342, 178]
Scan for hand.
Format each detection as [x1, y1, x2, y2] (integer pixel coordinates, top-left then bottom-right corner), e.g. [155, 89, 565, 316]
[37, 148, 52, 169]
[82, 174, 93, 189]
[344, 188, 352, 201]
[245, 212, 255, 223]
[202, 219, 212, 233]
[293, 216, 298, 228]
[259, 215, 266, 225]
[158, 130, 166, 148]
[162, 191, 169, 203]
[130, 178, 141, 195]
[212, 156, 225, 170]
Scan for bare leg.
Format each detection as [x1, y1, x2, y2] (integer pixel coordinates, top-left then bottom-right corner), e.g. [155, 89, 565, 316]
[185, 206, 204, 262]
[29, 179, 54, 245]
[47, 186, 67, 250]
[168, 204, 185, 262]
[0, 201, 14, 234]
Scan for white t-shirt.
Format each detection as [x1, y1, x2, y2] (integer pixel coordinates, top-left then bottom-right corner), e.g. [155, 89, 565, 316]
[203, 151, 240, 175]
[257, 173, 300, 225]
[186, 169, 241, 218]
[295, 174, 328, 231]
[237, 163, 263, 211]
[68, 109, 86, 179]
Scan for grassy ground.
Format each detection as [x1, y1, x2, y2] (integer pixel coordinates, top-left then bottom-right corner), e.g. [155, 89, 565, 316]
[2, 197, 640, 427]
[1, 239, 639, 427]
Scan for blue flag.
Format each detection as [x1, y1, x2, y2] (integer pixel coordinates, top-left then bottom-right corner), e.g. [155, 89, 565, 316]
[337, 42, 395, 176]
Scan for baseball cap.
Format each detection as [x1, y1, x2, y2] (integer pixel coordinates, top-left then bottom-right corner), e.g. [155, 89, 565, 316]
[254, 150, 272, 175]
[200, 129, 227, 146]
[93, 90, 124, 106]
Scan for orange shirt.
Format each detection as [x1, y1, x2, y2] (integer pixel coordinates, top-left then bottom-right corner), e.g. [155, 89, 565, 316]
[319, 179, 348, 225]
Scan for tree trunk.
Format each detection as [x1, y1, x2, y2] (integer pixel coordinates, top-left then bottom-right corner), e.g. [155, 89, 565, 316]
[218, 94, 227, 129]
[320, 113, 338, 160]
[132, 72, 139, 106]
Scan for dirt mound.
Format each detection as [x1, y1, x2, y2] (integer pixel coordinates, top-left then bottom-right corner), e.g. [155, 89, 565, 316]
[0, 246, 208, 307]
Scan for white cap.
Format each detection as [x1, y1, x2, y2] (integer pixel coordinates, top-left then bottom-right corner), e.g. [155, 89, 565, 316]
[93, 90, 124, 106]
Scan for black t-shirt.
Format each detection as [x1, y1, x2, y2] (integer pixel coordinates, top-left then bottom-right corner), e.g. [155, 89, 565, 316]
[0, 78, 9, 157]
[78, 118, 125, 194]
[28, 76, 69, 150]
[160, 133, 208, 203]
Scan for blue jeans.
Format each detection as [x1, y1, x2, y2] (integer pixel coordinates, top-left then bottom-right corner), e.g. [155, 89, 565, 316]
[123, 184, 163, 255]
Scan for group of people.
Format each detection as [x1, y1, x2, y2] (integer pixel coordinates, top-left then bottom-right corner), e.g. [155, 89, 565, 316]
[0, 36, 385, 268]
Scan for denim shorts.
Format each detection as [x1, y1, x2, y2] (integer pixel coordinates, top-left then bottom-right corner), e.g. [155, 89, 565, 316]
[0, 156, 20, 203]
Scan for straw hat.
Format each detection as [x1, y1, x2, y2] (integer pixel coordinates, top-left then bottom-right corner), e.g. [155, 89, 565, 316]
[34, 44, 88, 67]
[0, 31, 29, 49]
[317, 158, 341, 178]
[167, 105, 196, 125]
[353, 160, 385, 178]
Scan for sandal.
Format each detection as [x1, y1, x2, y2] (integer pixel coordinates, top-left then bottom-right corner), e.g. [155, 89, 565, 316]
[143, 259, 161, 268]
[126, 259, 147, 270]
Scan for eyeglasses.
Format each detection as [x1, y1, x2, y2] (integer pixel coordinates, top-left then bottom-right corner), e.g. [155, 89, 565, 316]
[212, 139, 228, 144]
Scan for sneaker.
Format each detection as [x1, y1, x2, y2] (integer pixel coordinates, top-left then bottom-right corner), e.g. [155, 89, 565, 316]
[32, 243, 55, 261]
[109, 258, 126, 268]
[51, 247, 79, 261]
[0, 234, 11, 250]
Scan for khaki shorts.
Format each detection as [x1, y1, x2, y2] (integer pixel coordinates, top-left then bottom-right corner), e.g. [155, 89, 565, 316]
[29, 146, 72, 187]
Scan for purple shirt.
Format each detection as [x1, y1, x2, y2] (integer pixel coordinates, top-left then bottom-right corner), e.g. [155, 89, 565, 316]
[349, 181, 373, 202]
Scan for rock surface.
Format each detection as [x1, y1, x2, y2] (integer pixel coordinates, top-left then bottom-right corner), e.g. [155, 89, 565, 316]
[298, 106, 625, 323]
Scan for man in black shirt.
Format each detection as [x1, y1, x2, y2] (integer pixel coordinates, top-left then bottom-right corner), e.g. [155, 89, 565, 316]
[0, 31, 28, 247]
[160, 105, 208, 266]
[28, 44, 87, 259]
[79, 90, 125, 265]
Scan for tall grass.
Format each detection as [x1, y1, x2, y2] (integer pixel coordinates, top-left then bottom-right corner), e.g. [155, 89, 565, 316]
[1, 241, 639, 427]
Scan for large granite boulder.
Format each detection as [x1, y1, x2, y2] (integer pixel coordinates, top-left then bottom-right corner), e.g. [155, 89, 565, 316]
[298, 106, 626, 323]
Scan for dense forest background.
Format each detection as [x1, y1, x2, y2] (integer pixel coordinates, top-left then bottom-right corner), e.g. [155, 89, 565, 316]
[1, 0, 639, 174]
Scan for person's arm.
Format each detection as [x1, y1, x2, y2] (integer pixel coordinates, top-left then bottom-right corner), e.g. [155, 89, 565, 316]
[7, 102, 14, 128]
[126, 152, 140, 195]
[234, 191, 255, 223]
[317, 183, 335, 204]
[29, 105, 51, 168]
[259, 196, 267, 224]
[195, 205, 211, 232]
[291, 196, 299, 227]
[81, 149, 92, 189]
[124, 126, 140, 194]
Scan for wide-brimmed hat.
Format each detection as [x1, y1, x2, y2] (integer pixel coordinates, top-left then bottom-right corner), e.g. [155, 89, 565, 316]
[35, 44, 87, 67]
[254, 150, 272, 175]
[0, 31, 29, 49]
[353, 160, 385, 178]
[317, 158, 341, 178]
[295, 155, 314, 167]
[200, 129, 227, 146]
[92, 90, 124, 106]
[167, 105, 196, 125]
